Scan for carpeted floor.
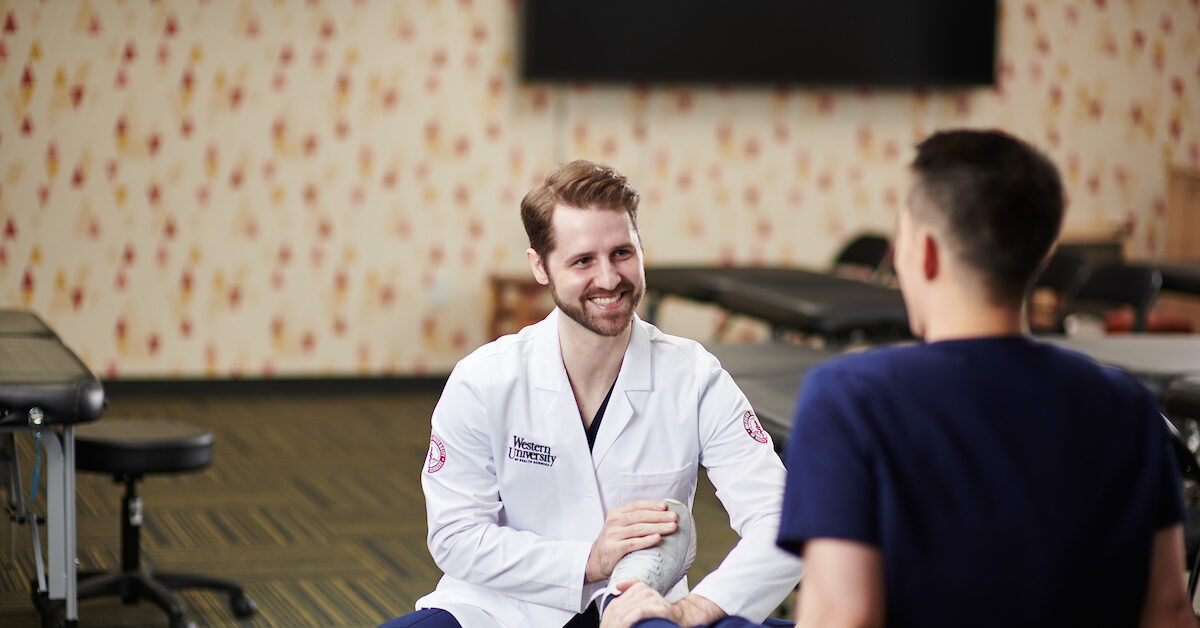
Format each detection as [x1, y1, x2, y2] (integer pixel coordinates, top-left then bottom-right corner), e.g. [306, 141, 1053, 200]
[0, 382, 784, 627]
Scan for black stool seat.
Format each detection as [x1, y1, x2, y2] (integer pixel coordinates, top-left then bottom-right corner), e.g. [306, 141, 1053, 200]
[76, 419, 213, 474]
[39, 418, 256, 628]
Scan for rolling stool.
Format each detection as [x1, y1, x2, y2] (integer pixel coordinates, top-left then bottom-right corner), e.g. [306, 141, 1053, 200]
[62, 419, 255, 628]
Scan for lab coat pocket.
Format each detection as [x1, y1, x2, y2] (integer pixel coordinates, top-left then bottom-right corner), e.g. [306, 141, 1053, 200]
[617, 463, 695, 506]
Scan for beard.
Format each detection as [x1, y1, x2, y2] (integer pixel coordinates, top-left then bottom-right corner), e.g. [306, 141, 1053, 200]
[548, 274, 645, 338]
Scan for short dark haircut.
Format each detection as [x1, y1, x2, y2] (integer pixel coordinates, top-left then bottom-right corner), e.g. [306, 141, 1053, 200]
[910, 129, 1064, 304]
[520, 159, 641, 259]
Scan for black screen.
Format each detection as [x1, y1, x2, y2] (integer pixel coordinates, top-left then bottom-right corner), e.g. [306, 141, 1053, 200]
[521, 1, 997, 87]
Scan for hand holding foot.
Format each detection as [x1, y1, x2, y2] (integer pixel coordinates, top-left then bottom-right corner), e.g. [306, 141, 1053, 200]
[586, 500, 678, 583]
[600, 581, 725, 628]
[599, 499, 698, 617]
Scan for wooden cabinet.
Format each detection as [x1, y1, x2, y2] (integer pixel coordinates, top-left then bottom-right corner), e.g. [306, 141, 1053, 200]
[1166, 166, 1200, 259]
[1158, 166, 1200, 329]
[488, 274, 554, 340]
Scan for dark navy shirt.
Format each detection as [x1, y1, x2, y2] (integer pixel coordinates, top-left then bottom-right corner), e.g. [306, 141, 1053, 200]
[778, 337, 1183, 628]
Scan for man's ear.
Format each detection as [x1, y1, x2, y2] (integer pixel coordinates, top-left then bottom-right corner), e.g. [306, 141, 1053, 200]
[527, 248, 550, 286]
[922, 232, 940, 281]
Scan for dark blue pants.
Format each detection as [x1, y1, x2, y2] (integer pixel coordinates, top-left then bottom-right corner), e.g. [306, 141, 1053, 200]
[634, 617, 793, 628]
[377, 607, 793, 628]
[376, 608, 461, 628]
[377, 604, 602, 627]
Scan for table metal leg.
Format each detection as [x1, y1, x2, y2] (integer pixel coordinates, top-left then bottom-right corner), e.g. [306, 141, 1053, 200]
[27, 427, 79, 625]
[38, 429, 65, 599]
[2, 433, 21, 560]
[63, 424, 77, 624]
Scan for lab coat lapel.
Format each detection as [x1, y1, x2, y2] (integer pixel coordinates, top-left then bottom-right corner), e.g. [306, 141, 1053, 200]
[528, 309, 565, 394]
[530, 310, 604, 487]
[590, 317, 652, 467]
[529, 310, 577, 436]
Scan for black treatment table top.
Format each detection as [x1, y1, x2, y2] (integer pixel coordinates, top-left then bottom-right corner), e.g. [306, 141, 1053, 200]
[1158, 262, 1200, 296]
[712, 273, 909, 341]
[1165, 376, 1200, 421]
[0, 309, 57, 337]
[646, 266, 842, 303]
[647, 266, 910, 342]
[1130, 260, 1200, 296]
[1043, 335, 1200, 400]
[0, 336, 105, 425]
[0, 314, 104, 624]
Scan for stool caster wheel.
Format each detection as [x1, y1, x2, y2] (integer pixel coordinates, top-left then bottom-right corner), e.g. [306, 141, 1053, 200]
[231, 593, 257, 618]
[168, 618, 197, 628]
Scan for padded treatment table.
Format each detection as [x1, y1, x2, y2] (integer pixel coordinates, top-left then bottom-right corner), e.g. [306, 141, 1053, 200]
[648, 266, 910, 344]
[0, 333, 105, 625]
[645, 266, 821, 326]
[1043, 335, 1200, 399]
[713, 272, 909, 343]
[647, 267, 832, 304]
[1158, 263, 1200, 296]
[1130, 261, 1200, 297]
[1165, 376, 1200, 422]
[706, 342, 837, 448]
[0, 309, 58, 337]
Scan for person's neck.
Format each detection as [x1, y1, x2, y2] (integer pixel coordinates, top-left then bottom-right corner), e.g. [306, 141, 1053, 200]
[557, 314, 632, 391]
[920, 290, 1026, 343]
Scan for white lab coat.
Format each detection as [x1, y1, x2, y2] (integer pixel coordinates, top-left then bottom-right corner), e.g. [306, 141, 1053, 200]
[416, 309, 803, 627]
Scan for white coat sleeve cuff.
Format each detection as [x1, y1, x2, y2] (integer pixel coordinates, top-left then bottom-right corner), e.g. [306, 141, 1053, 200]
[564, 539, 597, 612]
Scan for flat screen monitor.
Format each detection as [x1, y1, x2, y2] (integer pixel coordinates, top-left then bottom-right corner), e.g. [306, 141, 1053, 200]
[520, 1, 998, 87]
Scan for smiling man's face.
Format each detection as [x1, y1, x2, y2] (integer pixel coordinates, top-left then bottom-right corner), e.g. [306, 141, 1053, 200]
[535, 204, 645, 337]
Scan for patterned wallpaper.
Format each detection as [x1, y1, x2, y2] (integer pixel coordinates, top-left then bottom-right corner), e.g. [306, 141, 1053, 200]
[0, 0, 1196, 379]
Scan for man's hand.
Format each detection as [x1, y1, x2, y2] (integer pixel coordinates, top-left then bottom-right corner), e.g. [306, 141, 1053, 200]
[600, 580, 674, 628]
[585, 500, 678, 583]
[599, 580, 725, 628]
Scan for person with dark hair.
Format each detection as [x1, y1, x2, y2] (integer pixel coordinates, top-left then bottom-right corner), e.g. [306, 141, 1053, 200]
[378, 159, 802, 628]
[602, 130, 1193, 628]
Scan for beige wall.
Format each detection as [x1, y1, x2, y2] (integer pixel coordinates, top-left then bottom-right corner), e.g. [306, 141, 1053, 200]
[0, 0, 1197, 378]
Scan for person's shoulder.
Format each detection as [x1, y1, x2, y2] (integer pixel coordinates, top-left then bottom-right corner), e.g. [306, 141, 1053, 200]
[1027, 339, 1103, 369]
[800, 343, 964, 403]
[811, 343, 917, 379]
[1031, 340, 1154, 397]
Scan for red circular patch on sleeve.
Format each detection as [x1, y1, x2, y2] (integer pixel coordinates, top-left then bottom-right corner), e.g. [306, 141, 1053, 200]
[743, 410, 768, 444]
[427, 434, 446, 473]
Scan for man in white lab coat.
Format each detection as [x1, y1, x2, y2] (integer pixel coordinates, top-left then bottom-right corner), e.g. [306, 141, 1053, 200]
[378, 160, 802, 628]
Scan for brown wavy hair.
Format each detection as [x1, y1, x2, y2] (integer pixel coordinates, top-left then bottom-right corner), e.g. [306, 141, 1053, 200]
[520, 159, 641, 259]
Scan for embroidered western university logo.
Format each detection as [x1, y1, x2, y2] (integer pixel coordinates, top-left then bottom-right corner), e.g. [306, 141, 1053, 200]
[743, 410, 768, 444]
[508, 435, 556, 467]
[426, 434, 446, 473]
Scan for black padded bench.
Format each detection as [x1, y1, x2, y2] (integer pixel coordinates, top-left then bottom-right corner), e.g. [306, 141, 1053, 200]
[0, 328, 105, 627]
[647, 266, 910, 345]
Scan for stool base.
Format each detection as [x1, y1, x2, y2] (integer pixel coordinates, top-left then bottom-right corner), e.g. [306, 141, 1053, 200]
[36, 567, 256, 628]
